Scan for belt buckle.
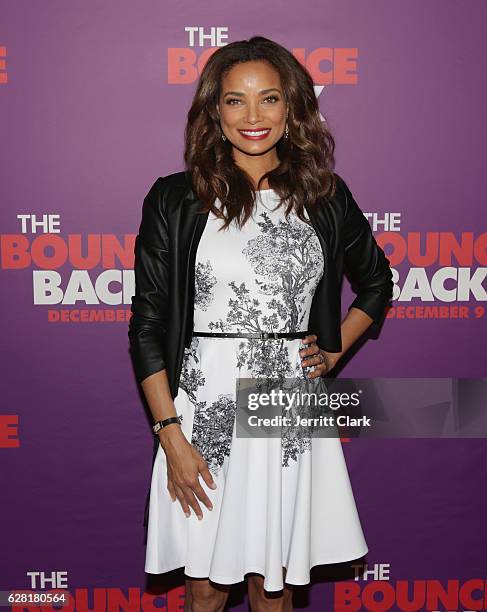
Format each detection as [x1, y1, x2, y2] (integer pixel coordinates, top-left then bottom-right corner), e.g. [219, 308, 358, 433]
[260, 331, 276, 339]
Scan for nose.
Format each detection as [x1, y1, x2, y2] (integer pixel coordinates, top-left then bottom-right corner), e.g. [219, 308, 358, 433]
[244, 100, 263, 124]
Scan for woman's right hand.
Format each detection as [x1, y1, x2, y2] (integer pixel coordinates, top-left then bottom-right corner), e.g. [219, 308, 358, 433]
[158, 426, 217, 520]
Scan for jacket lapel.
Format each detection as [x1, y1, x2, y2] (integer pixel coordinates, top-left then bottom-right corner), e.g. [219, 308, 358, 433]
[182, 194, 209, 347]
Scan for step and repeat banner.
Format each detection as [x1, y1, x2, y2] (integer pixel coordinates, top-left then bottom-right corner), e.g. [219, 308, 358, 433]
[1, 1, 486, 610]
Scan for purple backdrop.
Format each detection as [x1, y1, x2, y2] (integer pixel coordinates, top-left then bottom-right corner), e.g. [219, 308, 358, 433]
[1, 1, 486, 610]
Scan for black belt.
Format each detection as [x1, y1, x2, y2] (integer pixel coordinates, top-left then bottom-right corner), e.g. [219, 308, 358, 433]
[193, 330, 309, 339]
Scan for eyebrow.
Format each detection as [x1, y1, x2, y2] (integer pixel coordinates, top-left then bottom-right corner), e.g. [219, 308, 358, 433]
[223, 88, 281, 97]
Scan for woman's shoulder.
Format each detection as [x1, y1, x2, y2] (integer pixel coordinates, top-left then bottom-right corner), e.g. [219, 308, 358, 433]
[149, 171, 192, 198]
[307, 172, 348, 221]
[319, 172, 363, 222]
[328, 172, 349, 207]
[143, 171, 193, 213]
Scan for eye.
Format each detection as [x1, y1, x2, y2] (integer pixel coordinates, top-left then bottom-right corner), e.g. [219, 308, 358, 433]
[225, 98, 242, 105]
[263, 95, 279, 103]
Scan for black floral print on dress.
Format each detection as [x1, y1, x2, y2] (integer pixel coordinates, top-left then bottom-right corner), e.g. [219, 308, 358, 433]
[178, 207, 324, 475]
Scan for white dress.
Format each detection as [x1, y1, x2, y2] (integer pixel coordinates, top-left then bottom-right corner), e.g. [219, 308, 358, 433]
[144, 189, 368, 591]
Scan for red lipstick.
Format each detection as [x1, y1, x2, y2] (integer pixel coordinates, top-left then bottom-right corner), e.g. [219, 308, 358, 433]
[238, 129, 272, 141]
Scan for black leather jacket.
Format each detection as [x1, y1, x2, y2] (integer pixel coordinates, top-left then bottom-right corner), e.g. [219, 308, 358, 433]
[128, 171, 393, 397]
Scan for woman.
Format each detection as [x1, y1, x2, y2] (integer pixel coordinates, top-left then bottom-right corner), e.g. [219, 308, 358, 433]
[129, 36, 393, 611]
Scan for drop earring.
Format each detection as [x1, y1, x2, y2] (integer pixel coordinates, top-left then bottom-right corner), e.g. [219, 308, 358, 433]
[221, 132, 226, 141]
[284, 123, 289, 139]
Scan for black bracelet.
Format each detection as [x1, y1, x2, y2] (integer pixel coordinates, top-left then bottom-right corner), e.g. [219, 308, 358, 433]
[152, 414, 183, 435]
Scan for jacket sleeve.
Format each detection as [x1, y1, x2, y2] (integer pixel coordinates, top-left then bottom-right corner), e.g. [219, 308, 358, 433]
[337, 173, 393, 331]
[128, 177, 170, 384]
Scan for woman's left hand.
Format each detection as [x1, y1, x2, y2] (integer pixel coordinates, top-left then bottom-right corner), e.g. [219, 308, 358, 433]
[299, 334, 341, 378]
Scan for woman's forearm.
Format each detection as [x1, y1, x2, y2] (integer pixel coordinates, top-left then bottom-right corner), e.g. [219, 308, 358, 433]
[340, 307, 375, 355]
[141, 369, 178, 423]
[141, 369, 185, 446]
[325, 306, 375, 365]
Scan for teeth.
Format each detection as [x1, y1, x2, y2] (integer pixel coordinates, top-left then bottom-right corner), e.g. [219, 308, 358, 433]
[240, 129, 270, 136]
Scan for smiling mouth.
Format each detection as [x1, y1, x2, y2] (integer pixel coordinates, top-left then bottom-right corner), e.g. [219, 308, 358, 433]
[238, 129, 272, 140]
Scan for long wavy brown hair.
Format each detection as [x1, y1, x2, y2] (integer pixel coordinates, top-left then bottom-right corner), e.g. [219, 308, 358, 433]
[184, 36, 337, 230]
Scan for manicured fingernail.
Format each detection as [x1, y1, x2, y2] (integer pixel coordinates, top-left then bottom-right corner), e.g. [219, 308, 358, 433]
[185, 511, 190, 517]
[197, 515, 203, 520]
